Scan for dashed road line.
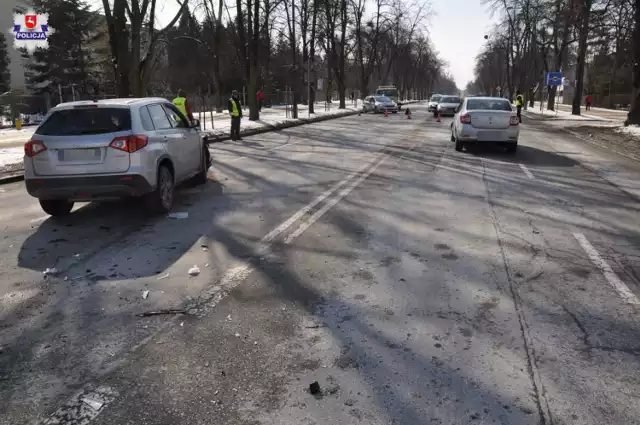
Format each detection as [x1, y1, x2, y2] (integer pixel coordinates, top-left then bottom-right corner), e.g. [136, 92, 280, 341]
[519, 163, 535, 179]
[573, 232, 639, 304]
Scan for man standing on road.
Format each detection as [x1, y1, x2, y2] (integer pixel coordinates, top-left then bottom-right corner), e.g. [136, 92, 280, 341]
[172, 89, 194, 122]
[228, 90, 243, 141]
[515, 90, 524, 123]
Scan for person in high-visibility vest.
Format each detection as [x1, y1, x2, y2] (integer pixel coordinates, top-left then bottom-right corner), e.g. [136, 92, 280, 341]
[228, 90, 243, 141]
[172, 89, 194, 123]
[515, 90, 524, 123]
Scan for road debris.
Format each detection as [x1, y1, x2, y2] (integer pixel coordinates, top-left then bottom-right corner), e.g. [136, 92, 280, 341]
[81, 396, 104, 411]
[201, 244, 209, 251]
[309, 381, 321, 395]
[157, 273, 170, 280]
[142, 290, 149, 300]
[136, 309, 187, 317]
[168, 212, 189, 219]
[188, 266, 201, 276]
[226, 314, 232, 321]
[43, 267, 58, 276]
[204, 263, 210, 268]
[180, 322, 184, 327]
[234, 332, 241, 338]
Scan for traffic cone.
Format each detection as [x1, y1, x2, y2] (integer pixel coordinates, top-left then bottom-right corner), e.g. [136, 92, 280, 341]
[384, 110, 389, 118]
[436, 111, 441, 122]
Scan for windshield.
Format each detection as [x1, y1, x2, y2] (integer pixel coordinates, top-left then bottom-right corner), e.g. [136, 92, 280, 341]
[374, 96, 392, 102]
[375, 90, 397, 98]
[430, 95, 442, 102]
[37, 108, 132, 136]
[440, 96, 460, 104]
[466, 98, 513, 111]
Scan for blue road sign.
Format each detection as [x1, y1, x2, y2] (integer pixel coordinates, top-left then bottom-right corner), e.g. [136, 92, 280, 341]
[545, 72, 563, 86]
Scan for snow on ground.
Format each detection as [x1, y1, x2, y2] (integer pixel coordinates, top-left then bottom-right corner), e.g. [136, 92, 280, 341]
[615, 125, 640, 138]
[0, 148, 24, 168]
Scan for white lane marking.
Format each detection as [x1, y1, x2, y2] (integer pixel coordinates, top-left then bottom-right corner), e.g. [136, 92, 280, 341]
[261, 154, 384, 245]
[30, 215, 49, 224]
[519, 163, 535, 179]
[284, 151, 390, 244]
[573, 232, 639, 304]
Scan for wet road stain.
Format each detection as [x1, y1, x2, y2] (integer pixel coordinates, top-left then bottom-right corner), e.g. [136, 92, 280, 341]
[570, 267, 591, 278]
[441, 252, 459, 260]
[459, 327, 474, 337]
[380, 256, 401, 267]
[434, 243, 450, 250]
[354, 294, 366, 300]
[352, 269, 374, 281]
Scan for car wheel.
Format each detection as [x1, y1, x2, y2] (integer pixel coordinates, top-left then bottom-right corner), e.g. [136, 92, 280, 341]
[450, 131, 456, 142]
[146, 165, 174, 214]
[506, 144, 518, 154]
[39, 199, 74, 217]
[193, 146, 210, 185]
[374, 107, 379, 114]
[454, 137, 464, 152]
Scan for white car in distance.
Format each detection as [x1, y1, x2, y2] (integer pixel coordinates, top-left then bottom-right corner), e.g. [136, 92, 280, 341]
[450, 96, 520, 153]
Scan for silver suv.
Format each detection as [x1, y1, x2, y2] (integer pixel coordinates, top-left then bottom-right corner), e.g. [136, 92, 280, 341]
[24, 98, 210, 216]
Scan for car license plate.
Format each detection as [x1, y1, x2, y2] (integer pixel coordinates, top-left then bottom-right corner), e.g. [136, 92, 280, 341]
[58, 148, 102, 162]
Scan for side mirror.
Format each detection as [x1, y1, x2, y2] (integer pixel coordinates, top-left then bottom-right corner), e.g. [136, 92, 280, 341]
[191, 118, 201, 128]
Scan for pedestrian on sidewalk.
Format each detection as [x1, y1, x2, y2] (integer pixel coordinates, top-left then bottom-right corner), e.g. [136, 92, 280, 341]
[256, 89, 265, 112]
[515, 90, 524, 123]
[228, 90, 243, 141]
[585, 94, 593, 111]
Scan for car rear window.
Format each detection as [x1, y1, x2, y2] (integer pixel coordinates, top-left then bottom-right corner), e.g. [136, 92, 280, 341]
[466, 99, 512, 111]
[440, 97, 460, 103]
[37, 107, 132, 136]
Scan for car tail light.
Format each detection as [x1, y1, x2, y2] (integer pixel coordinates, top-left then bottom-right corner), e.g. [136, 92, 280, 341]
[510, 116, 519, 126]
[24, 140, 47, 157]
[460, 113, 472, 124]
[109, 135, 148, 153]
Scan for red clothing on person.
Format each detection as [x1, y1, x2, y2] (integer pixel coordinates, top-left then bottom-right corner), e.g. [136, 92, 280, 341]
[585, 95, 592, 104]
[256, 90, 265, 101]
[184, 99, 194, 121]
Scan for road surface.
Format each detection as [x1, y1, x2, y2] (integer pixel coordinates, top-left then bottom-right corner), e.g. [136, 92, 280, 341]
[1, 104, 639, 425]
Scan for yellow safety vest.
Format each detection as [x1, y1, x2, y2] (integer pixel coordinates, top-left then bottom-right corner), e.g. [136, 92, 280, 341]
[172, 97, 188, 117]
[230, 99, 240, 117]
[515, 95, 524, 107]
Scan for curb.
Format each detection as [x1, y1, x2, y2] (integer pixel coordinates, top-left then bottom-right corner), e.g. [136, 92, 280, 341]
[0, 171, 24, 185]
[202, 109, 359, 144]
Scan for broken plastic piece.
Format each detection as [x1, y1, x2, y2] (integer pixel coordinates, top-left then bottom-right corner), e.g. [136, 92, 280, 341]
[43, 267, 58, 276]
[234, 332, 241, 338]
[168, 212, 189, 219]
[142, 290, 149, 300]
[309, 381, 321, 395]
[81, 396, 104, 411]
[157, 273, 170, 280]
[188, 266, 201, 276]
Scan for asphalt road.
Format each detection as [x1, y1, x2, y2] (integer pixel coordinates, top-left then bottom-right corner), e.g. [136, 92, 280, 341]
[1, 105, 640, 425]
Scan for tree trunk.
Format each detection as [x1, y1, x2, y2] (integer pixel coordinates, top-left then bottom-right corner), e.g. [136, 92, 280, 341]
[309, 0, 318, 114]
[572, 0, 592, 115]
[626, 0, 640, 125]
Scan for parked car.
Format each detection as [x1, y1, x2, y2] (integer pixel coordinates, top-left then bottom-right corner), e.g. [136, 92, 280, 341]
[450, 96, 519, 153]
[435, 96, 461, 117]
[362, 95, 399, 113]
[427, 94, 442, 112]
[24, 98, 210, 216]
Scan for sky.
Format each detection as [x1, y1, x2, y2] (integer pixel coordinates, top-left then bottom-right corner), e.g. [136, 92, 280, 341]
[90, 0, 495, 89]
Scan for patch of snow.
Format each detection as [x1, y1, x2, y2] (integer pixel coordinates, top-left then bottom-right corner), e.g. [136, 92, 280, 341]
[0, 148, 24, 167]
[615, 125, 640, 138]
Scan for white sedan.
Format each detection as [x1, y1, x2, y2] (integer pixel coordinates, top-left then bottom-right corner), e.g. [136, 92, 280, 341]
[450, 96, 520, 153]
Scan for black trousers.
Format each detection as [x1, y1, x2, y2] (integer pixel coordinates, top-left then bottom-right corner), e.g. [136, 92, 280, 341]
[231, 116, 241, 140]
[516, 105, 522, 123]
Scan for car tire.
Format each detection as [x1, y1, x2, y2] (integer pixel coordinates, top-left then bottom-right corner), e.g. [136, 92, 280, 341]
[454, 137, 464, 152]
[39, 199, 74, 217]
[506, 144, 518, 154]
[450, 132, 456, 142]
[146, 165, 174, 214]
[193, 146, 210, 185]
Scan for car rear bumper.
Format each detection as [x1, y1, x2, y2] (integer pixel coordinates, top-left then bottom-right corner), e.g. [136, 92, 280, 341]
[457, 125, 519, 142]
[25, 174, 154, 201]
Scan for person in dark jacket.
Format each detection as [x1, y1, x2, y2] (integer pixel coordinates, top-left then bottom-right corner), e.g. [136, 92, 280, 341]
[228, 90, 243, 141]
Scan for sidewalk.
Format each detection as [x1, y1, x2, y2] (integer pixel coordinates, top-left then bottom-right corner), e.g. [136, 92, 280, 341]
[523, 107, 640, 163]
[555, 104, 626, 122]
